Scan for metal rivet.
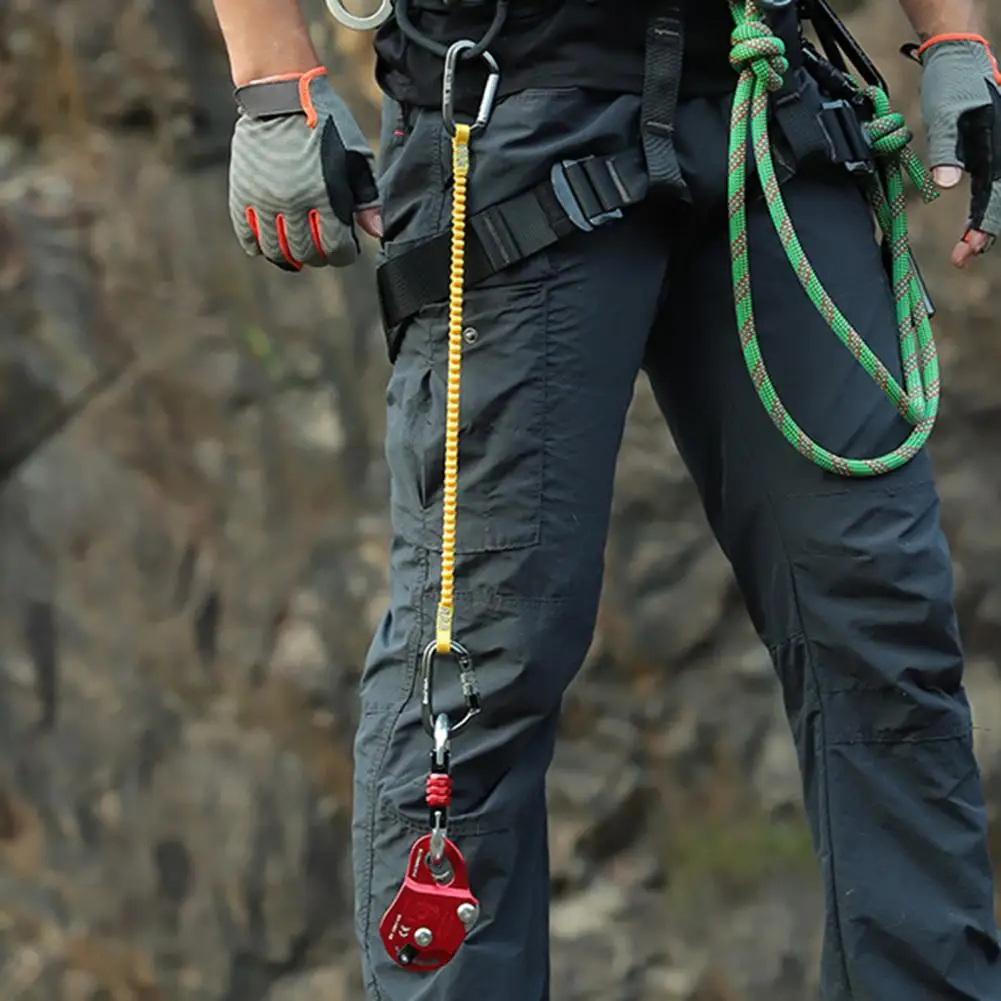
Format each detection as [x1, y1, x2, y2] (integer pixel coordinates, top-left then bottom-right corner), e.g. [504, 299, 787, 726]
[456, 902, 480, 928]
[463, 327, 478, 344]
[414, 927, 433, 948]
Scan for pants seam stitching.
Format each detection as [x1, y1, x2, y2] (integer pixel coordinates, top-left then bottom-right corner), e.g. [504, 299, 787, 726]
[361, 552, 429, 1001]
[724, 421, 857, 1000]
[783, 560, 856, 997]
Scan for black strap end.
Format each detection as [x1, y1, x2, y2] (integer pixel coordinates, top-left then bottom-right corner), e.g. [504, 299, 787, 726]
[235, 79, 306, 119]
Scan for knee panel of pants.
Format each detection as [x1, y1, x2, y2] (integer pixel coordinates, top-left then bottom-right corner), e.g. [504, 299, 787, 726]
[353, 614, 558, 1001]
[772, 475, 970, 746]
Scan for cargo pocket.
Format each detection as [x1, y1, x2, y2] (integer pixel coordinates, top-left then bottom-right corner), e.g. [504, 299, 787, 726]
[377, 105, 450, 244]
[384, 277, 548, 554]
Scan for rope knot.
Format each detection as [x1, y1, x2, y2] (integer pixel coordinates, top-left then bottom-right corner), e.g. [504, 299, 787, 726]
[865, 111, 911, 155]
[861, 85, 938, 202]
[729, 20, 788, 92]
[862, 86, 912, 159]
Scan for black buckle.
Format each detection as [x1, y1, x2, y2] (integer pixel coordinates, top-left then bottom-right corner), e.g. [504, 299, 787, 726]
[550, 157, 626, 232]
[817, 99, 874, 175]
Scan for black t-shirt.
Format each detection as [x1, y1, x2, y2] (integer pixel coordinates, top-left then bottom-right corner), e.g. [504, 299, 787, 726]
[373, 0, 736, 115]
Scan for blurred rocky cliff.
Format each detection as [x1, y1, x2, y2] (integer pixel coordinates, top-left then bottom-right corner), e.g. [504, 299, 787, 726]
[0, 2, 999, 1000]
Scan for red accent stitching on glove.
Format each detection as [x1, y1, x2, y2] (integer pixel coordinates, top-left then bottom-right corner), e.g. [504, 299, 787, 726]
[297, 67, 327, 129]
[917, 33, 1001, 84]
[275, 214, 303, 270]
[307, 208, 326, 259]
[245, 206, 261, 248]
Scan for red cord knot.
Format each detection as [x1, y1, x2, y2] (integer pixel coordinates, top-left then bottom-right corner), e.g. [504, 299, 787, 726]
[426, 774, 452, 808]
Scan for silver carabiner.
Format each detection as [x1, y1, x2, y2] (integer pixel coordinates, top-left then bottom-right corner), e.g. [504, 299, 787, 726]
[325, 0, 393, 31]
[441, 39, 501, 138]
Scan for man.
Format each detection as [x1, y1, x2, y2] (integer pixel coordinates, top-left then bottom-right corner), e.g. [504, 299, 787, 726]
[211, 0, 1001, 997]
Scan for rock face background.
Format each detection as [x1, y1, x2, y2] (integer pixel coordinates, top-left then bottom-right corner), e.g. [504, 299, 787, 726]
[0, 2, 999, 999]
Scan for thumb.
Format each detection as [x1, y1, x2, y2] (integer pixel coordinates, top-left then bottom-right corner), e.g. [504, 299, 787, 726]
[932, 165, 964, 188]
[356, 206, 384, 239]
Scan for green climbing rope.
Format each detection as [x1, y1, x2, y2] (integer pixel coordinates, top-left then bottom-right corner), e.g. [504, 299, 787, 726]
[728, 0, 941, 476]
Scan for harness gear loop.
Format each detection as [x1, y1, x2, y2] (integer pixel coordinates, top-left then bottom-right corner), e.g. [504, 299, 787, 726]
[729, 0, 940, 476]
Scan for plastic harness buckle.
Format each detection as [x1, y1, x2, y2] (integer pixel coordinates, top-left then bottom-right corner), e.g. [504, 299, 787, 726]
[550, 157, 628, 232]
[817, 99, 875, 175]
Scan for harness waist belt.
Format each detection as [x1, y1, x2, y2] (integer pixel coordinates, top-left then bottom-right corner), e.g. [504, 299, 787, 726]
[377, 147, 649, 356]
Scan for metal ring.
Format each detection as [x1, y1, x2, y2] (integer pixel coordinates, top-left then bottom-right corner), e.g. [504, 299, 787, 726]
[324, 0, 393, 31]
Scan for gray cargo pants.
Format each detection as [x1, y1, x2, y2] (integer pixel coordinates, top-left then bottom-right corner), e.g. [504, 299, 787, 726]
[352, 86, 1000, 1000]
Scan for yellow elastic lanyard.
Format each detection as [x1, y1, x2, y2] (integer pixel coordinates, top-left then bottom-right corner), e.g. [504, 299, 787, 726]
[435, 122, 472, 655]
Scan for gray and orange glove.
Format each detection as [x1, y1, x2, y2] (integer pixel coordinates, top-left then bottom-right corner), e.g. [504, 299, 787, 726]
[229, 67, 381, 271]
[914, 34, 1001, 265]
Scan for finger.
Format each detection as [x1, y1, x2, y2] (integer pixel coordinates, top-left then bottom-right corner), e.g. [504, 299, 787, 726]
[230, 201, 263, 257]
[932, 165, 964, 188]
[356, 206, 384, 239]
[346, 148, 380, 208]
[923, 91, 962, 172]
[957, 98, 1001, 233]
[309, 206, 361, 267]
[965, 229, 992, 253]
[246, 209, 300, 272]
[950, 230, 989, 268]
[240, 205, 260, 254]
[276, 210, 336, 268]
[274, 214, 304, 271]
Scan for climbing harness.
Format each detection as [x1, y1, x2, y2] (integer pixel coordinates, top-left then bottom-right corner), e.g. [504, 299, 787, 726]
[373, 0, 944, 478]
[375, 32, 497, 972]
[728, 0, 940, 475]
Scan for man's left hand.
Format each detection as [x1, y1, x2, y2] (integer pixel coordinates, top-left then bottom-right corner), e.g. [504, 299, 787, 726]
[917, 34, 1001, 267]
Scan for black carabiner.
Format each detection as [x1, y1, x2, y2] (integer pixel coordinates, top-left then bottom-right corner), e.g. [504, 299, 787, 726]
[420, 638, 481, 738]
[442, 40, 501, 138]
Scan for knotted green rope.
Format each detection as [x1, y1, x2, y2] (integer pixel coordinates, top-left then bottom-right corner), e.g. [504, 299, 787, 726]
[728, 0, 940, 475]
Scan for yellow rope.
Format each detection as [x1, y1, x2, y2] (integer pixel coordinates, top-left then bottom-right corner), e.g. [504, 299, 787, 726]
[435, 122, 472, 654]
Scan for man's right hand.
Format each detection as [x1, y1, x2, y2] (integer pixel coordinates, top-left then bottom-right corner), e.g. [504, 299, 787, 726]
[229, 66, 382, 271]
[915, 33, 1001, 266]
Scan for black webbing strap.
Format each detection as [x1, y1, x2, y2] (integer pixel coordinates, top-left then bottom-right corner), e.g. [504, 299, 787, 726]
[377, 148, 648, 356]
[234, 79, 304, 119]
[641, 0, 689, 198]
[760, 0, 833, 166]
